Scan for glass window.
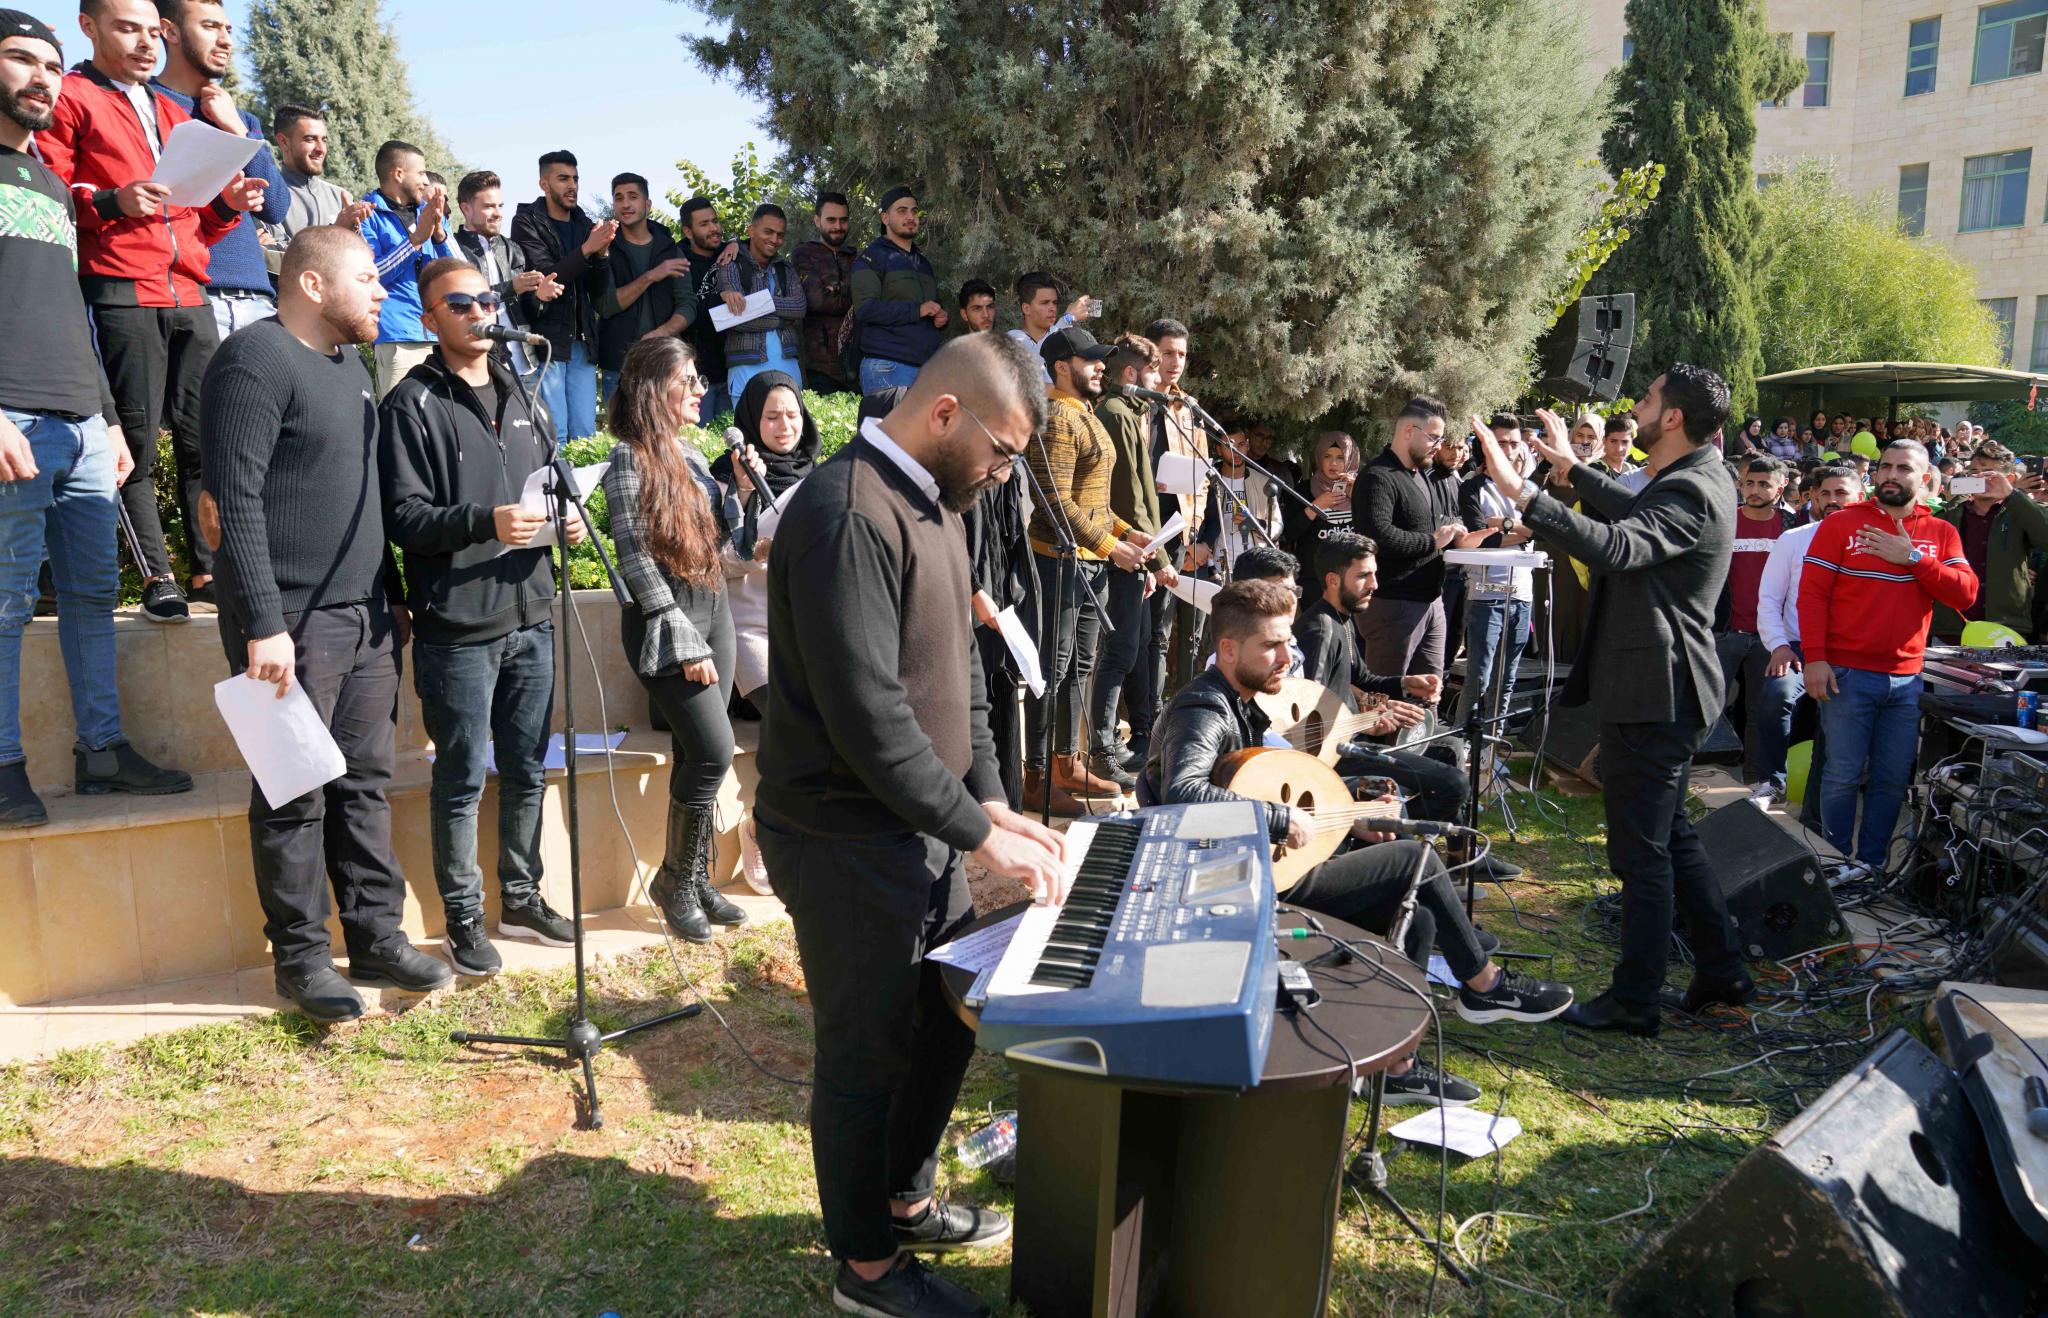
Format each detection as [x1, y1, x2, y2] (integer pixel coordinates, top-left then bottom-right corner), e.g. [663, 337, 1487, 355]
[1906, 17, 1942, 94]
[1959, 149, 2032, 230]
[1983, 297, 2018, 365]
[2032, 295, 2048, 371]
[1974, 0, 2047, 83]
[1899, 163, 1930, 235]
[1804, 33, 1834, 105]
[1622, 35, 1635, 61]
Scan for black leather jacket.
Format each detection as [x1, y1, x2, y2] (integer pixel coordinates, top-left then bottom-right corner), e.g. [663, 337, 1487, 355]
[1137, 667, 1292, 845]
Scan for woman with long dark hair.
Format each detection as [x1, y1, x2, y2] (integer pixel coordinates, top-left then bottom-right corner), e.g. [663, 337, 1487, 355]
[599, 337, 749, 942]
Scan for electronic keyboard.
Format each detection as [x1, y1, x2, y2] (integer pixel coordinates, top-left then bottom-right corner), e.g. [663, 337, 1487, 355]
[969, 802, 1278, 1091]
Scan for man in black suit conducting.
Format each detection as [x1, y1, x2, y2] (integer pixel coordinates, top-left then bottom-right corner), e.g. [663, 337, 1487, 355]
[1471, 365, 1747, 1036]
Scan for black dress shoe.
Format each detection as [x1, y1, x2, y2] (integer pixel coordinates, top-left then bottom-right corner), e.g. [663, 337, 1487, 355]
[1676, 972, 1757, 1015]
[0, 761, 48, 829]
[348, 941, 455, 992]
[1560, 991, 1660, 1037]
[274, 963, 365, 1023]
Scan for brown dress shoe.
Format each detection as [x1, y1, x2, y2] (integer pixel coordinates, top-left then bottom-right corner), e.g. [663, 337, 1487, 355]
[1022, 767, 1087, 817]
[1053, 752, 1123, 799]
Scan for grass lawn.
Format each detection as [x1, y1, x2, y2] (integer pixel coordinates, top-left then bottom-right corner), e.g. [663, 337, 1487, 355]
[0, 780, 1919, 1315]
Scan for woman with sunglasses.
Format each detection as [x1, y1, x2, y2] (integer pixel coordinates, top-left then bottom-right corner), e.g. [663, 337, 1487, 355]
[599, 337, 749, 942]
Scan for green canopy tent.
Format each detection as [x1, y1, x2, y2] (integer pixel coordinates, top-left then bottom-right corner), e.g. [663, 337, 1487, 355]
[1758, 361, 2048, 426]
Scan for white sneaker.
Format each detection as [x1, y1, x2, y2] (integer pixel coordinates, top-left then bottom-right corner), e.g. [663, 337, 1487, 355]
[738, 814, 774, 896]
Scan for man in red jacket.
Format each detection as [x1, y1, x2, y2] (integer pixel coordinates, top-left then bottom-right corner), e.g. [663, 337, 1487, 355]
[38, 0, 265, 623]
[1799, 439, 1977, 869]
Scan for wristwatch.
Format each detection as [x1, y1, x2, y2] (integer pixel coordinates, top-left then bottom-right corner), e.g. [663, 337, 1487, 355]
[1907, 545, 1924, 565]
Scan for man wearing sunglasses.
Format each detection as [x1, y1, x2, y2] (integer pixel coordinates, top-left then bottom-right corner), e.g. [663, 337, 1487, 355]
[378, 258, 585, 977]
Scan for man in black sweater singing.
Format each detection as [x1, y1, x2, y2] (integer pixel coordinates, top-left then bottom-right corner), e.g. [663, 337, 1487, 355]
[380, 258, 583, 978]
[1354, 394, 1461, 679]
[756, 332, 1068, 1318]
[202, 226, 453, 1023]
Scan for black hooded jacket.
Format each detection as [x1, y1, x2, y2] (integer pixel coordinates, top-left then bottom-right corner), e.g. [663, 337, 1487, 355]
[378, 351, 556, 644]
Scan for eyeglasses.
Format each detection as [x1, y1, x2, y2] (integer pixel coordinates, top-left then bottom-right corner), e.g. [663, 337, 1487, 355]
[434, 292, 503, 315]
[676, 373, 705, 393]
[958, 402, 1024, 462]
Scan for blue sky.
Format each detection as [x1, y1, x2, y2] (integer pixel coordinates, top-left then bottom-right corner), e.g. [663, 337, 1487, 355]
[226, 0, 771, 201]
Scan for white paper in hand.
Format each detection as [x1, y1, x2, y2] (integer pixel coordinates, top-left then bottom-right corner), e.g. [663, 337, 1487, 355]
[1155, 451, 1202, 496]
[994, 606, 1047, 698]
[709, 288, 775, 331]
[151, 120, 263, 207]
[498, 462, 607, 555]
[1137, 511, 1186, 556]
[214, 674, 346, 809]
[1167, 573, 1222, 614]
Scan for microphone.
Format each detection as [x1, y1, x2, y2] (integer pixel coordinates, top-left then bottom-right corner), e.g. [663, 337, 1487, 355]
[1118, 382, 1178, 405]
[1349, 815, 1479, 839]
[469, 323, 545, 347]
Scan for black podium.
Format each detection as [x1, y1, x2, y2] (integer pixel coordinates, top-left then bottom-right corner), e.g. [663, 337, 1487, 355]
[941, 907, 1430, 1318]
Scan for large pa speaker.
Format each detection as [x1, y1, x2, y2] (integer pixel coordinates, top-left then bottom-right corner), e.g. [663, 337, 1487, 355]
[1534, 293, 1636, 402]
[1694, 798, 1845, 960]
[1518, 701, 1602, 786]
[1611, 1030, 2048, 1317]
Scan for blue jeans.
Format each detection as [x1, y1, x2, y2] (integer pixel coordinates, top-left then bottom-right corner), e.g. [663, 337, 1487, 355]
[208, 289, 275, 344]
[1718, 630, 1803, 788]
[537, 340, 598, 443]
[728, 340, 803, 404]
[412, 621, 556, 920]
[859, 357, 921, 395]
[1817, 667, 1922, 868]
[1456, 596, 1530, 728]
[0, 410, 123, 767]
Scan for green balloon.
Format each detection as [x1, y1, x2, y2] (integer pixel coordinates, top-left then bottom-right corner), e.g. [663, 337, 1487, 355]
[1851, 431, 1880, 460]
[1786, 740, 1813, 806]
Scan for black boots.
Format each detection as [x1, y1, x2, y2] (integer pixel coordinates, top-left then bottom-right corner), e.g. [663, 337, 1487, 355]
[649, 804, 748, 943]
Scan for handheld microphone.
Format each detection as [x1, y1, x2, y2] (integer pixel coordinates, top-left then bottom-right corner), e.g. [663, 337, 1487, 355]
[469, 323, 546, 348]
[1118, 382, 1178, 405]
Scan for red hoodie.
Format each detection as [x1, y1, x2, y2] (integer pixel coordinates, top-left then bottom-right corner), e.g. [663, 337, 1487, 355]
[37, 62, 240, 309]
[1799, 501, 1977, 674]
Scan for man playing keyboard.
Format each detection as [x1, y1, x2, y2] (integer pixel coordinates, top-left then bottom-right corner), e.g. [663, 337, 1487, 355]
[756, 333, 1070, 1318]
[1139, 579, 1573, 1107]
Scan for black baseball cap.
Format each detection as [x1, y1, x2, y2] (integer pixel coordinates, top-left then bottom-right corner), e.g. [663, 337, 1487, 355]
[1040, 326, 1115, 369]
[0, 10, 60, 53]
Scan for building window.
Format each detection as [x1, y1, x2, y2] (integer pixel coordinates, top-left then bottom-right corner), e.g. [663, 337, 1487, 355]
[1906, 17, 1942, 94]
[1804, 33, 1834, 105]
[1983, 297, 2018, 364]
[2033, 295, 2048, 370]
[1622, 35, 1634, 61]
[1960, 149, 2032, 230]
[1763, 33, 1790, 106]
[1899, 163, 1930, 235]
[1757, 172, 1780, 192]
[1974, 0, 2047, 84]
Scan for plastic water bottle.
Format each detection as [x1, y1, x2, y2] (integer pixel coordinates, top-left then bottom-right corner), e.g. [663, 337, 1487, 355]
[956, 1111, 1017, 1168]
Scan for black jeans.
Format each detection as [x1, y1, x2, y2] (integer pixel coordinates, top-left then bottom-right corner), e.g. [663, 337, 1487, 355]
[1441, 568, 1468, 667]
[1088, 565, 1151, 756]
[1597, 713, 1746, 1006]
[93, 302, 217, 581]
[757, 808, 978, 1262]
[219, 599, 407, 971]
[976, 628, 1024, 810]
[1025, 553, 1104, 764]
[1283, 839, 1488, 983]
[1151, 572, 1203, 712]
[625, 599, 735, 810]
[1337, 744, 1469, 824]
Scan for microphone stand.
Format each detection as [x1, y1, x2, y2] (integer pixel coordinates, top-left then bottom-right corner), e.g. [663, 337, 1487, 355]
[450, 336, 699, 1129]
[1011, 445, 1114, 825]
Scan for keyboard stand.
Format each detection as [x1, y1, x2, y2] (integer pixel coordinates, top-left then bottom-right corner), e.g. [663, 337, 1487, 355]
[940, 905, 1430, 1318]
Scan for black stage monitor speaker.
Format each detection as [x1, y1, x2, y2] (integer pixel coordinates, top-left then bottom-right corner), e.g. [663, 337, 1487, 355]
[1518, 702, 1602, 786]
[1694, 798, 1845, 960]
[1611, 1030, 2048, 1317]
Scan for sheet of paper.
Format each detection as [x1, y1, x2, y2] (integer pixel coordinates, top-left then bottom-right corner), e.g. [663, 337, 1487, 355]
[927, 913, 1025, 973]
[1137, 511, 1186, 556]
[754, 478, 805, 539]
[709, 287, 775, 331]
[1167, 573, 1221, 614]
[151, 120, 263, 207]
[1389, 1105, 1522, 1158]
[497, 462, 606, 555]
[994, 606, 1047, 698]
[481, 731, 628, 775]
[1155, 451, 1201, 496]
[1425, 955, 1457, 987]
[214, 674, 347, 809]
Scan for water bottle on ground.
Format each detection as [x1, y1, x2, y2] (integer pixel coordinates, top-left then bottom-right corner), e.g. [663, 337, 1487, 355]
[956, 1111, 1017, 1169]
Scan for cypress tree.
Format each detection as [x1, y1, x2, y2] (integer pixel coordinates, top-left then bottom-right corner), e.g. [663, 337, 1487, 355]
[1601, 0, 1801, 419]
[684, 0, 1608, 419]
[242, 0, 461, 196]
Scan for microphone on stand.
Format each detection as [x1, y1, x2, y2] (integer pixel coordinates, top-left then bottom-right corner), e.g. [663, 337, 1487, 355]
[1118, 382, 1179, 406]
[468, 323, 546, 348]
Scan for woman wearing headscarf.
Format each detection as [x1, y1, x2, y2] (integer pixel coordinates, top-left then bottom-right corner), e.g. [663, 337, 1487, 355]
[711, 370, 819, 892]
[599, 337, 750, 943]
[1282, 430, 1360, 594]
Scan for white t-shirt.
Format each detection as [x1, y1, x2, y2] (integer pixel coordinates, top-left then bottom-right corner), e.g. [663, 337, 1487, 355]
[122, 81, 163, 159]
